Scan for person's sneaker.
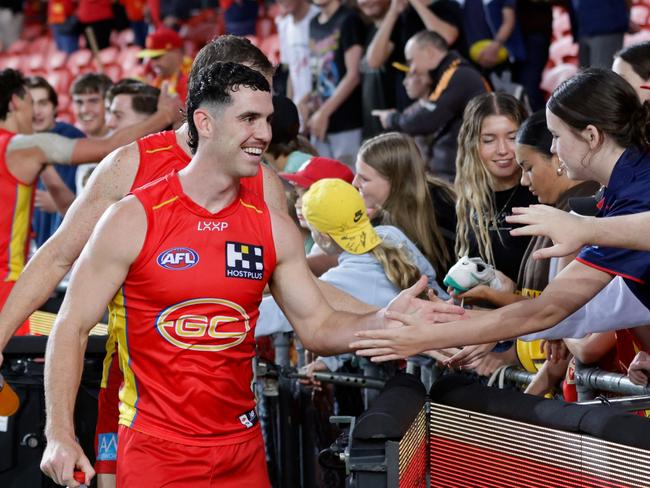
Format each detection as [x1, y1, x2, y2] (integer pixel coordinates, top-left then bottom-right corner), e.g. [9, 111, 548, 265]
[443, 256, 500, 293]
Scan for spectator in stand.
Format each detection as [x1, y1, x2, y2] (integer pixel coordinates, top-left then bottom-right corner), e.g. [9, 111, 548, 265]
[569, 0, 631, 69]
[302, 0, 366, 166]
[120, 0, 149, 47]
[26, 77, 84, 248]
[0, 0, 23, 51]
[463, 0, 526, 79]
[613, 41, 650, 103]
[366, 0, 465, 111]
[77, 0, 116, 50]
[354, 132, 456, 285]
[454, 92, 535, 283]
[105, 79, 160, 132]
[222, 0, 259, 36]
[515, 0, 556, 111]
[160, 0, 201, 30]
[138, 28, 192, 104]
[275, 0, 319, 109]
[444, 110, 600, 384]
[48, 0, 79, 53]
[372, 30, 487, 181]
[358, 0, 393, 139]
[70, 73, 113, 193]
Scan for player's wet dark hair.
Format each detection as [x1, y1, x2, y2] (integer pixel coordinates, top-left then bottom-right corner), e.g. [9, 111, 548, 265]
[186, 62, 270, 154]
[0, 69, 27, 121]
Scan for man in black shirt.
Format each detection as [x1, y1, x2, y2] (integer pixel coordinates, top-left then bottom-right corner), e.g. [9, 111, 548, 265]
[302, 0, 366, 166]
[366, 0, 465, 109]
[372, 30, 487, 181]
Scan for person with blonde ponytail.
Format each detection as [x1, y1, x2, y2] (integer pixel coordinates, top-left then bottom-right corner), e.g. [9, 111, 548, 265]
[354, 132, 456, 282]
[454, 92, 537, 283]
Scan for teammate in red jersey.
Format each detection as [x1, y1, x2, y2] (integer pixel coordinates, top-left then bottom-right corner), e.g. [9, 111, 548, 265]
[40, 62, 438, 487]
[0, 68, 180, 335]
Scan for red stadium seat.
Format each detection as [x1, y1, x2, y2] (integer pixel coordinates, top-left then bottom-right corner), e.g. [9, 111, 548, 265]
[625, 29, 650, 47]
[68, 49, 95, 74]
[57, 93, 71, 112]
[548, 35, 578, 66]
[540, 63, 578, 94]
[21, 24, 44, 41]
[46, 50, 68, 71]
[28, 36, 52, 56]
[22, 53, 46, 75]
[46, 69, 73, 95]
[104, 64, 123, 82]
[98, 46, 120, 67]
[118, 45, 143, 73]
[115, 29, 135, 48]
[3, 55, 21, 70]
[7, 39, 30, 55]
[631, 4, 649, 27]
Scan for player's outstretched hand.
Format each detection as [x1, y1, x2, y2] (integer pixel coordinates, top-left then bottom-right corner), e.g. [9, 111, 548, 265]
[40, 435, 95, 487]
[506, 205, 590, 259]
[381, 276, 465, 330]
[446, 342, 497, 369]
[351, 309, 432, 362]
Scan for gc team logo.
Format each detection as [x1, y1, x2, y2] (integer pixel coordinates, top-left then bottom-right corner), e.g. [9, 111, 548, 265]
[157, 247, 199, 270]
[155, 298, 250, 351]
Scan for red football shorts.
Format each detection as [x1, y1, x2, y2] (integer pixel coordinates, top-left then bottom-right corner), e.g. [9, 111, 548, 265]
[0, 281, 29, 335]
[94, 349, 121, 474]
[117, 426, 271, 487]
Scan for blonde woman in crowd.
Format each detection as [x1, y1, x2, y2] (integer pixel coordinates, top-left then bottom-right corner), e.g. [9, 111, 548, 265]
[353, 132, 456, 284]
[454, 92, 537, 283]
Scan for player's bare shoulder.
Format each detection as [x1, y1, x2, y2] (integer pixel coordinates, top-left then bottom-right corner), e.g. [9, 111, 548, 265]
[268, 206, 303, 263]
[82, 141, 143, 202]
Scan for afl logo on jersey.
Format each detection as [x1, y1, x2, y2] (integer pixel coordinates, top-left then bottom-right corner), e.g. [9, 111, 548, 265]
[155, 298, 251, 351]
[157, 247, 199, 270]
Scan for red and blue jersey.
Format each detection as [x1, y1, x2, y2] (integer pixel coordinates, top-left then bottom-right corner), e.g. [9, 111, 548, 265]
[0, 129, 34, 283]
[577, 146, 650, 310]
[111, 171, 276, 446]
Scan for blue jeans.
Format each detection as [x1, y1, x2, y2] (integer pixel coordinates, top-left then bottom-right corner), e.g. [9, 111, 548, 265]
[51, 24, 79, 53]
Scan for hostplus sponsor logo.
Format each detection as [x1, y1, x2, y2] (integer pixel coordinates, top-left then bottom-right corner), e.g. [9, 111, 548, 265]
[225, 242, 264, 280]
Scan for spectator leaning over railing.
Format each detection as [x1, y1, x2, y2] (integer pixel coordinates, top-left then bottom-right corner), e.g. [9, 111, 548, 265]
[454, 92, 536, 284]
[351, 68, 650, 362]
[353, 132, 456, 285]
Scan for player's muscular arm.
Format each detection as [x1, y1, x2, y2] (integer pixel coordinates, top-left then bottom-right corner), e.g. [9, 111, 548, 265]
[0, 144, 140, 352]
[260, 164, 288, 213]
[42, 197, 146, 488]
[268, 210, 386, 356]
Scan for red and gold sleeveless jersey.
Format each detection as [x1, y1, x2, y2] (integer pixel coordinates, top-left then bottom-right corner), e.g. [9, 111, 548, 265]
[132, 130, 263, 196]
[0, 129, 34, 283]
[111, 171, 276, 445]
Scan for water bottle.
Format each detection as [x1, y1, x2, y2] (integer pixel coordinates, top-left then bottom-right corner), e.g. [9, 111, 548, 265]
[0, 373, 19, 416]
